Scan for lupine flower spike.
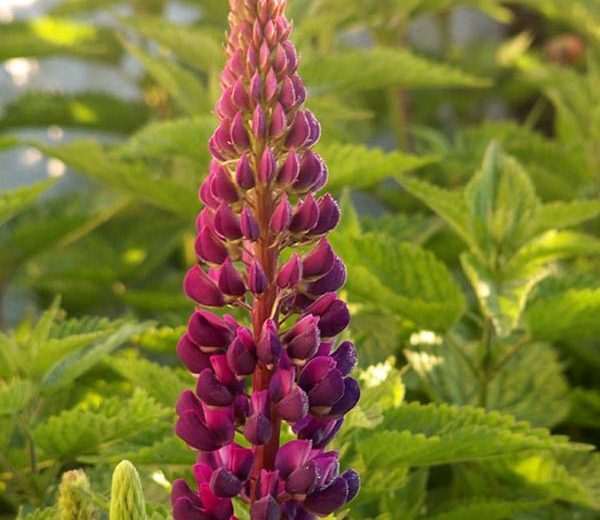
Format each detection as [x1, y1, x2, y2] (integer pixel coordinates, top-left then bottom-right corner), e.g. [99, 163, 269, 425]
[173, 1, 360, 518]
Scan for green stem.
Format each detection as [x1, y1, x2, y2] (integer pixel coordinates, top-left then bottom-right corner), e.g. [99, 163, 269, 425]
[478, 318, 494, 408]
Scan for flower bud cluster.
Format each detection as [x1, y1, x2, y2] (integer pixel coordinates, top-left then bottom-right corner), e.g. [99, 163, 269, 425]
[172, 1, 360, 518]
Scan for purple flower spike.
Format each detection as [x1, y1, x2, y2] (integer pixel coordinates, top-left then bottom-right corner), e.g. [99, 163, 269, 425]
[175, 0, 359, 516]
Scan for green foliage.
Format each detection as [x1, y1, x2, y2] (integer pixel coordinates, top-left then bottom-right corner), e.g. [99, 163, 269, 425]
[3, 0, 600, 518]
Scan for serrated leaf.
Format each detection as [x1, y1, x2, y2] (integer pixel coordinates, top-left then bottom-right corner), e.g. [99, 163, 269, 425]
[40, 321, 152, 393]
[334, 232, 464, 331]
[109, 354, 188, 406]
[524, 287, 600, 341]
[0, 180, 55, 227]
[301, 47, 490, 92]
[529, 200, 600, 235]
[33, 389, 170, 459]
[317, 142, 434, 192]
[358, 402, 586, 470]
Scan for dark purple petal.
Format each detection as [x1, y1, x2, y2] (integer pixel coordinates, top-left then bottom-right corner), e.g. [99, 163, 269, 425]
[177, 334, 213, 374]
[241, 206, 260, 241]
[214, 203, 243, 240]
[269, 367, 295, 402]
[248, 260, 268, 295]
[195, 227, 229, 265]
[210, 467, 242, 498]
[196, 369, 234, 407]
[303, 476, 349, 516]
[250, 495, 280, 520]
[175, 410, 220, 451]
[341, 469, 360, 503]
[309, 194, 340, 236]
[227, 336, 256, 377]
[175, 389, 200, 416]
[252, 105, 267, 139]
[277, 387, 309, 423]
[270, 102, 286, 138]
[286, 461, 317, 496]
[271, 193, 292, 232]
[298, 357, 336, 390]
[275, 439, 312, 478]
[305, 257, 346, 296]
[331, 341, 357, 376]
[184, 265, 225, 307]
[285, 315, 320, 363]
[327, 377, 360, 418]
[244, 413, 272, 445]
[277, 253, 303, 289]
[295, 151, 325, 193]
[308, 369, 345, 409]
[290, 193, 319, 233]
[277, 149, 300, 186]
[218, 258, 246, 297]
[187, 310, 235, 353]
[257, 319, 282, 365]
[211, 162, 239, 204]
[286, 110, 310, 148]
[236, 153, 255, 190]
[230, 112, 249, 150]
[219, 443, 254, 481]
[302, 238, 335, 279]
[258, 148, 277, 183]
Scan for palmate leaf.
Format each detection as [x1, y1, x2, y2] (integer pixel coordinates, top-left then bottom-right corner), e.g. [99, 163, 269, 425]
[524, 287, 600, 341]
[301, 47, 490, 93]
[318, 143, 435, 192]
[33, 389, 170, 460]
[39, 321, 152, 393]
[333, 230, 465, 331]
[528, 200, 600, 235]
[423, 499, 543, 520]
[356, 402, 586, 470]
[32, 140, 198, 216]
[0, 91, 150, 134]
[0, 180, 54, 227]
[0, 17, 120, 62]
[103, 436, 193, 466]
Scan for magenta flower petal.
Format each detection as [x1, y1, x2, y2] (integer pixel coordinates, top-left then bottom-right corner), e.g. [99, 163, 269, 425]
[184, 265, 225, 307]
[304, 477, 349, 516]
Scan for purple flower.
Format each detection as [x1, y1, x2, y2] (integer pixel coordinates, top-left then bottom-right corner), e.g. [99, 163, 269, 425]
[174, 1, 359, 518]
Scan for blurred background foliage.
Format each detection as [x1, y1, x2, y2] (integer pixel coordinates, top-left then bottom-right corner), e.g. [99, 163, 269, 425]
[1, 0, 600, 518]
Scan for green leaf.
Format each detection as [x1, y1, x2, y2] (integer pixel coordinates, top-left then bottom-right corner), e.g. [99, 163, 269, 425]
[318, 142, 434, 192]
[0, 17, 120, 62]
[0, 180, 55, 227]
[0, 378, 34, 416]
[109, 354, 188, 406]
[358, 402, 586, 469]
[461, 251, 548, 337]
[33, 389, 170, 460]
[123, 41, 211, 116]
[40, 321, 152, 393]
[396, 174, 479, 256]
[124, 17, 224, 73]
[334, 232, 465, 331]
[32, 140, 198, 216]
[524, 287, 600, 341]
[0, 91, 150, 133]
[529, 200, 600, 235]
[116, 117, 215, 164]
[423, 499, 544, 520]
[569, 388, 600, 429]
[301, 47, 490, 92]
[0, 194, 127, 281]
